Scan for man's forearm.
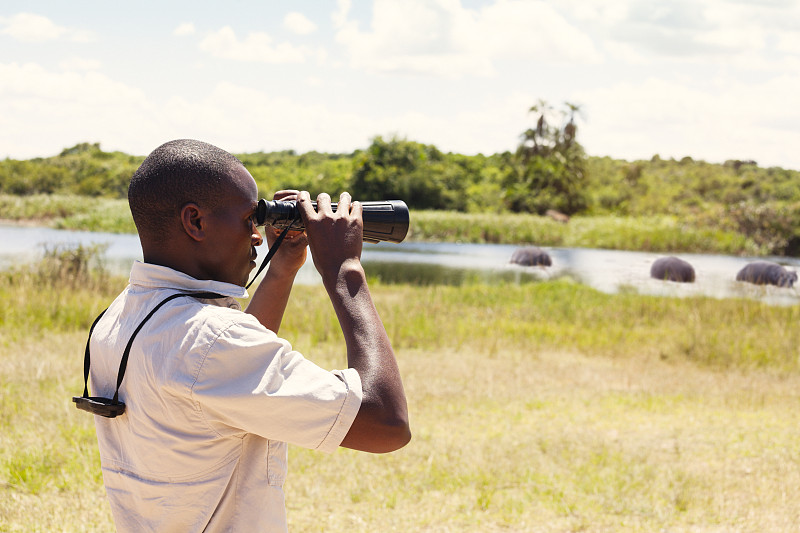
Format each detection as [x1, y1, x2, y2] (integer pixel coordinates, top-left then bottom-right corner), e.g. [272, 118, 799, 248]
[245, 265, 298, 333]
[325, 261, 410, 452]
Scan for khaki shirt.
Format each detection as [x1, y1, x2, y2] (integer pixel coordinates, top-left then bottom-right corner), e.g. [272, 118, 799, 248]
[90, 262, 362, 532]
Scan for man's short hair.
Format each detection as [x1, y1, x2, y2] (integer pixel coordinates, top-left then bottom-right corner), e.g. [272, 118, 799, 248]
[128, 139, 245, 244]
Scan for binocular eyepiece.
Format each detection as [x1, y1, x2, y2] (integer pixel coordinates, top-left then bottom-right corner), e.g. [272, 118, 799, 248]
[255, 198, 409, 244]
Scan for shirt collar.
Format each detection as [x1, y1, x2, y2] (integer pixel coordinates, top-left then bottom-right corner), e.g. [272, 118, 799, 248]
[128, 261, 249, 299]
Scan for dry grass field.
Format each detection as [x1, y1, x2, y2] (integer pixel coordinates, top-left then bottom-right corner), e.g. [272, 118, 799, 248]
[2, 254, 800, 532]
[286, 346, 800, 532]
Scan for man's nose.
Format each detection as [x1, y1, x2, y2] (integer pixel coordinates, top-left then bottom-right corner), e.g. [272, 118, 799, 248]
[251, 222, 264, 246]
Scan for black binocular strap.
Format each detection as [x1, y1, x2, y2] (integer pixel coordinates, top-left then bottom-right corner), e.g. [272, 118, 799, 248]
[79, 291, 226, 411]
[245, 214, 300, 290]
[82, 308, 108, 399]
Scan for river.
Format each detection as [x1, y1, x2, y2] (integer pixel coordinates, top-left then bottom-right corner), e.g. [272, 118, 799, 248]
[2, 224, 799, 306]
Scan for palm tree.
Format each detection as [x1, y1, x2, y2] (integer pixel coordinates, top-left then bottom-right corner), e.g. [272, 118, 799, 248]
[507, 100, 589, 215]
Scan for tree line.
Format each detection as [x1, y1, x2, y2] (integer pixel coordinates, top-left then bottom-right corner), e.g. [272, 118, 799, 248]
[3, 102, 800, 254]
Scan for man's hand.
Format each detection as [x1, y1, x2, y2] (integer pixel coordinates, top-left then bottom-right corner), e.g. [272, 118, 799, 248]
[297, 191, 410, 453]
[264, 190, 308, 278]
[245, 190, 307, 333]
[296, 191, 363, 286]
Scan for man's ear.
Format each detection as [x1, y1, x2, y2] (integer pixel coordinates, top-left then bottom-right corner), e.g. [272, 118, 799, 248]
[180, 203, 206, 242]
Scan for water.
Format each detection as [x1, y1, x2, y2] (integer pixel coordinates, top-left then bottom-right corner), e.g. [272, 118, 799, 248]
[0, 224, 144, 274]
[364, 242, 800, 306]
[2, 224, 799, 305]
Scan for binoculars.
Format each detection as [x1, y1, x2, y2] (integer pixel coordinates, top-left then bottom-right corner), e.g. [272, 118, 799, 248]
[255, 198, 409, 244]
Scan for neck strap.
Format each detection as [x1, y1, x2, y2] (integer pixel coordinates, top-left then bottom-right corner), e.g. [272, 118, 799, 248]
[73, 291, 227, 418]
[245, 214, 301, 290]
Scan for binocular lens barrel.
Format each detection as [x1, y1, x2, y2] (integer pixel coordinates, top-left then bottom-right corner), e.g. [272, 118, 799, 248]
[256, 199, 409, 244]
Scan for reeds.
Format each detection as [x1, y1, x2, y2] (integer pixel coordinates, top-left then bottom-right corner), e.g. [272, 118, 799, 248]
[411, 211, 761, 255]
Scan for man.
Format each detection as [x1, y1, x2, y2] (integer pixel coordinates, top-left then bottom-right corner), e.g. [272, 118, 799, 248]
[88, 139, 410, 532]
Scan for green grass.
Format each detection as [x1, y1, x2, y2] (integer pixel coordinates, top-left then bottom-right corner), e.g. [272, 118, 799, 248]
[282, 280, 800, 373]
[411, 210, 762, 255]
[3, 251, 800, 531]
[564, 215, 758, 255]
[0, 194, 134, 234]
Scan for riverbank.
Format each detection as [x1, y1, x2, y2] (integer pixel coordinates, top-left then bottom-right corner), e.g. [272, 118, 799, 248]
[0, 194, 774, 256]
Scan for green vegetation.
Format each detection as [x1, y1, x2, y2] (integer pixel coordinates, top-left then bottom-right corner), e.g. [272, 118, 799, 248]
[2, 248, 800, 531]
[0, 142, 142, 198]
[0, 194, 137, 233]
[411, 211, 758, 254]
[506, 100, 589, 215]
[3, 125, 800, 256]
[0, 194, 766, 255]
[586, 156, 800, 255]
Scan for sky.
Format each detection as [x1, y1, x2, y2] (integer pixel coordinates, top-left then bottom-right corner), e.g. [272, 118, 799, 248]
[2, 0, 800, 170]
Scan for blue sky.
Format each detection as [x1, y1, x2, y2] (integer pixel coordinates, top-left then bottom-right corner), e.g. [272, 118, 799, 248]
[2, 0, 799, 170]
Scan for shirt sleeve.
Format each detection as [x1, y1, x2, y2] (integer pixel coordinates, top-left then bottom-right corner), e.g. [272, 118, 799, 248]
[190, 313, 362, 453]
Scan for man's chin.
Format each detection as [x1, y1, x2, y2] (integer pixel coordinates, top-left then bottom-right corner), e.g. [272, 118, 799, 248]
[240, 261, 257, 287]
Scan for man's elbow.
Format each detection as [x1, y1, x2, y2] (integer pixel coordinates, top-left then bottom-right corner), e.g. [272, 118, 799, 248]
[376, 417, 412, 453]
[342, 413, 412, 453]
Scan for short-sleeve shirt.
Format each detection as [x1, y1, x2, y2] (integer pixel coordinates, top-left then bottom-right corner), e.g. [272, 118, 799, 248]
[89, 261, 362, 532]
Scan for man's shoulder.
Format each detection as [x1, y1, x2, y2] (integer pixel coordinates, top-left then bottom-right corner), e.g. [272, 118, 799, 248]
[110, 288, 264, 337]
[172, 295, 262, 332]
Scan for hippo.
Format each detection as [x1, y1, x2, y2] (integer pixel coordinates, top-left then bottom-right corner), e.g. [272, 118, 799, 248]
[650, 256, 696, 283]
[510, 246, 552, 267]
[736, 261, 798, 288]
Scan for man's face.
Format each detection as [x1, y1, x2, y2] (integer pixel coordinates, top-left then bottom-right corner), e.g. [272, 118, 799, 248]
[202, 166, 263, 286]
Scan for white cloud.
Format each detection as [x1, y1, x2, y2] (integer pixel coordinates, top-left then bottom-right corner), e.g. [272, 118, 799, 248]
[332, 0, 352, 28]
[153, 81, 534, 156]
[198, 26, 309, 63]
[558, 0, 628, 24]
[0, 62, 147, 111]
[159, 82, 378, 154]
[373, 91, 535, 155]
[283, 12, 317, 35]
[0, 61, 521, 160]
[776, 30, 800, 56]
[0, 62, 158, 158]
[4, 58, 800, 170]
[0, 63, 372, 157]
[573, 75, 800, 168]
[477, 1, 599, 61]
[59, 56, 102, 71]
[4, 0, 800, 172]
[335, 0, 600, 78]
[568, 0, 800, 62]
[0, 12, 93, 43]
[173, 22, 196, 37]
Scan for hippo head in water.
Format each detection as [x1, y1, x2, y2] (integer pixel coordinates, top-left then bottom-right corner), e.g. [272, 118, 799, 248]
[650, 256, 696, 283]
[736, 261, 798, 288]
[509, 246, 552, 267]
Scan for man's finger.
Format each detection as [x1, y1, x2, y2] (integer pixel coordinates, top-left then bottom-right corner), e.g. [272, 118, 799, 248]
[273, 189, 300, 201]
[337, 192, 352, 214]
[350, 199, 363, 219]
[296, 191, 315, 220]
[316, 192, 332, 215]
